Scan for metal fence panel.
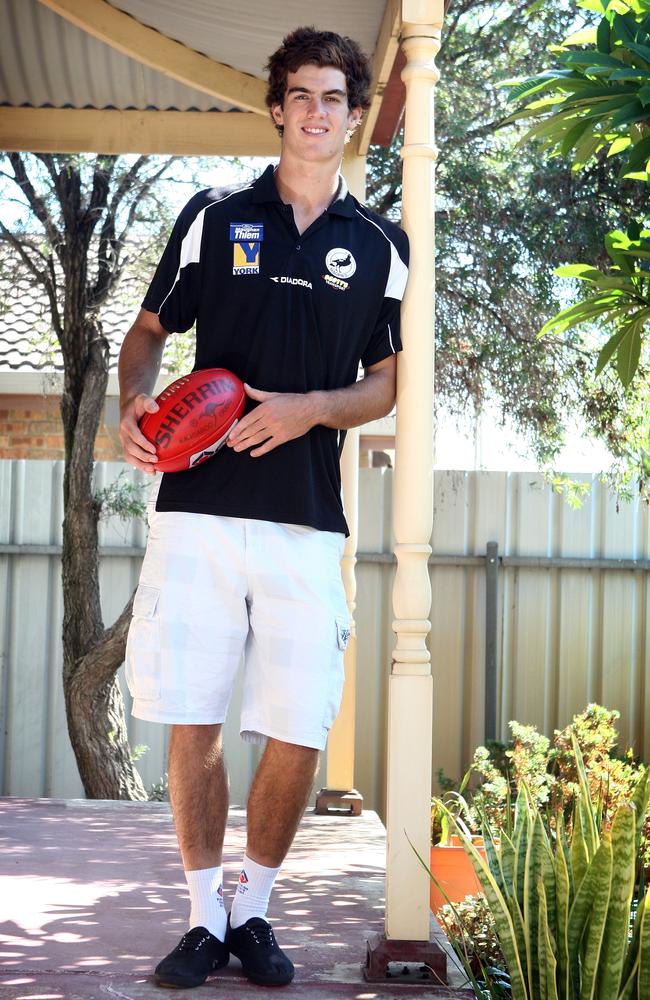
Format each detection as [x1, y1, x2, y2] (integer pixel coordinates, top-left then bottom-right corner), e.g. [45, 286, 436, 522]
[0, 461, 648, 816]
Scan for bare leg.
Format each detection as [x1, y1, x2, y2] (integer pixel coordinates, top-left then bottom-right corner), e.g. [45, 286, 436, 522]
[246, 737, 319, 867]
[168, 723, 229, 870]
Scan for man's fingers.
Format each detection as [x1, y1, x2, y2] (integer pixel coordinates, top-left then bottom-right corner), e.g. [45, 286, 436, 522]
[130, 458, 157, 475]
[250, 437, 278, 458]
[228, 409, 265, 444]
[141, 396, 160, 414]
[127, 439, 159, 464]
[232, 427, 274, 451]
[244, 383, 275, 402]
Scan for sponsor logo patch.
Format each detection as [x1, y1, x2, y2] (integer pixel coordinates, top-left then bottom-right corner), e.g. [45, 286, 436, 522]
[326, 247, 356, 279]
[270, 276, 313, 290]
[322, 273, 349, 292]
[230, 222, 264, 276]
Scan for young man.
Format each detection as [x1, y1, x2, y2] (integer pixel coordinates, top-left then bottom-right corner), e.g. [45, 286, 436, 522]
[119, 27, 409, 990]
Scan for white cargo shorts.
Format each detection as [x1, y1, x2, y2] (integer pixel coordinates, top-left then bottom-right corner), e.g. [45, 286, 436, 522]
[125, 500, 350, 751]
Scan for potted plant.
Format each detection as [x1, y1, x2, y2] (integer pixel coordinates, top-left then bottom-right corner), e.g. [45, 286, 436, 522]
[430, 766, 490, 914]
[427, 733, 650, 999]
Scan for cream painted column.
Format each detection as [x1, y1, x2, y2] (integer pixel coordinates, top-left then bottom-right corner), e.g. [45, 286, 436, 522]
[316, 141, 366, 809]
[385, 1, 443, 940]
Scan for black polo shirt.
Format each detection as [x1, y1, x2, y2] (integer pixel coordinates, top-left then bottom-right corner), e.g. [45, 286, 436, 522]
[141, 164, 409, 535]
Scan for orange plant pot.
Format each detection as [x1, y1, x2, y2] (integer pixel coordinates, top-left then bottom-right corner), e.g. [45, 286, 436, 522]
[429, 834, 487, 914]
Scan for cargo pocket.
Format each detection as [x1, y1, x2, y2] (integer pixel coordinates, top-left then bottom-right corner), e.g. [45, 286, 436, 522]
[125, 584, 161, 702]
[336, 616, 351, 652]
[323, 616, 350, 730]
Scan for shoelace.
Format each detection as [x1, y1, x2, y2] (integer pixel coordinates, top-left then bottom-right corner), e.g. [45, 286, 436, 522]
[246, 922, 276, 948]
[178, 928, 211, 952]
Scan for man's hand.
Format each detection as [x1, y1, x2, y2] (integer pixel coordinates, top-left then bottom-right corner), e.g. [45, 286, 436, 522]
[119, 393, 160, 474]
[227, 383, 319, 458]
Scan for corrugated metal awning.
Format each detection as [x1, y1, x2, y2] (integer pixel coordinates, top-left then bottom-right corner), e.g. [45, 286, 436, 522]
[0, 0, 388, 113]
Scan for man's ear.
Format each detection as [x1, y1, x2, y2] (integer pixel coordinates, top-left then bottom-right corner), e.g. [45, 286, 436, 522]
[348, 107, 363, 131]
[271, 102, 284, 126]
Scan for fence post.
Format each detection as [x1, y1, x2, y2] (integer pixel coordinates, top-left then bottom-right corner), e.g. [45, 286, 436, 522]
[485, 541, 499, 742]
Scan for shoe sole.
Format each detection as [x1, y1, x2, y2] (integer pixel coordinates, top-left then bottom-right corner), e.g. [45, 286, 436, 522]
[154, 956, 229, 989]
[229, 953, 295, 987]
[243, 971, 295, 987]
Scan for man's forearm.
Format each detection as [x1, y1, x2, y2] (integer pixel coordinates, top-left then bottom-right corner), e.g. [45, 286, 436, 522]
[309, 369, 395, 430]
[118, 321, 167, 407]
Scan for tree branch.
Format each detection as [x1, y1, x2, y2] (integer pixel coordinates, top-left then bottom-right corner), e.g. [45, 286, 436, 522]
[0, 219, 61, 336]
[6, 153, 62, 259]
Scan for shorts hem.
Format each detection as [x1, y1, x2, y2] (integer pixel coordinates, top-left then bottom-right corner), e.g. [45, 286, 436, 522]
[131, 701, 226, 726]
[240, 719, 328, 752]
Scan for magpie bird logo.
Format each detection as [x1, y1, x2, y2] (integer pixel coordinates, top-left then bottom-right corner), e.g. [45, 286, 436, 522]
[326, 248, 356, 279]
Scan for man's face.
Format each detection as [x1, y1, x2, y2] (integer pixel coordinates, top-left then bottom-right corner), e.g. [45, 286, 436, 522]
[271, 64, 362, 163]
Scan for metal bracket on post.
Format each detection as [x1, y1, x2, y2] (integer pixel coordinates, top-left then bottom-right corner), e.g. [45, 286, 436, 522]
[314, 788, 363, 816]
[485, 540, 499, 742]
[363, 932, 448, 985]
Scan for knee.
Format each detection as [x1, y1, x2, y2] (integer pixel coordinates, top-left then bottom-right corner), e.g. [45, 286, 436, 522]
[170, 723, 223, 762]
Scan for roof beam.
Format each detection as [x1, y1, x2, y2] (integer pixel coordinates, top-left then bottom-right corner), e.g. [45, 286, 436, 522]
[37, 0, 268, 115]
[358, 0, 401, 154]
[0, 108, 279, 156]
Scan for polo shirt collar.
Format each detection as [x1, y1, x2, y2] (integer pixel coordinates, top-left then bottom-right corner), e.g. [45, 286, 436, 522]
[252, 164, 355, 217]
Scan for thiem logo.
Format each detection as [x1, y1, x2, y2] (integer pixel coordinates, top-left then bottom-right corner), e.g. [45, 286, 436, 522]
[230, 223, 264, 242]
[326, 247, 356, 279]
[270, 276, 313, 290]
[230, 222, 264, 276]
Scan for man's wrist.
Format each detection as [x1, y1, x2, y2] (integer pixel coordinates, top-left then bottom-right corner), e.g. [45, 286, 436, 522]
[307, 389, 330, 427]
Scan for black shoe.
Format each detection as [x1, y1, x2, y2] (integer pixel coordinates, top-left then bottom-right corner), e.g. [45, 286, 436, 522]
[154, 926, 229, 989]
[226, 915, 295, 986]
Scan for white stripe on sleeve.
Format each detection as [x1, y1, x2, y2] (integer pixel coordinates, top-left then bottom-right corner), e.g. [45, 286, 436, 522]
[157, 185, 253, 316]
[355, 208, 409, 301]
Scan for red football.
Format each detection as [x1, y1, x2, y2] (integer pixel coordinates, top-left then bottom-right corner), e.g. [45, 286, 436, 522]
[139, 368, 246, 472]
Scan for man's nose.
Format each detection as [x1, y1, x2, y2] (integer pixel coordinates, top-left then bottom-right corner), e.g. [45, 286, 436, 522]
[307, 97, 327, 115]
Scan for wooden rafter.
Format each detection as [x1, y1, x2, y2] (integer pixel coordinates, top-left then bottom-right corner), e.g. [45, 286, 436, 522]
[37, 0, 268, 115]
[0, 108, 279, 156]
[358, 0, 401, 154]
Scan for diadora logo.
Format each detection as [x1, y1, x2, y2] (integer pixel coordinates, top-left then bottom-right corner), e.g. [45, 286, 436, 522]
[326, 247, 356, 280]
[239, 870, 249, 884]
[230, 222, 264, 276]
[217, 884, 223, 897]
[270, 276, 313, 290]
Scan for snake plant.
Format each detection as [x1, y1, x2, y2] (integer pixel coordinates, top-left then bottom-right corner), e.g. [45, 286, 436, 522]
[432, 733, 650, 999]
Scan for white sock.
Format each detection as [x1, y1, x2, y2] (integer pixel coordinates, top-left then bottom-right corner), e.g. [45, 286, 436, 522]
[185, 866, 226, 941]
[229, 854, 281, 929]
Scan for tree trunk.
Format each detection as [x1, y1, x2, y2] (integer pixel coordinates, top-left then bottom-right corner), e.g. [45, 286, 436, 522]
[66, 592, 147, 799]
[61, 324, 147, 800]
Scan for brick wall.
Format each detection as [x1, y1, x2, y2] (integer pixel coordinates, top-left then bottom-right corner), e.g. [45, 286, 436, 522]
[0, 394, 123, 461]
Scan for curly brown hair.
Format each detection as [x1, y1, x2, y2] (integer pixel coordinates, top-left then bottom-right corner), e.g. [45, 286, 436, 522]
[265, 27, 372, 136]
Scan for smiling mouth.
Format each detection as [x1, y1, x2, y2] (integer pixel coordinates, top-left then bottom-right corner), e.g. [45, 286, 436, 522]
[302, 127, 329, 135]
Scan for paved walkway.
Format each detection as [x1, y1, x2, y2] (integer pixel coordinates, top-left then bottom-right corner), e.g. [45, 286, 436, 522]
[0, 799, 473, 999]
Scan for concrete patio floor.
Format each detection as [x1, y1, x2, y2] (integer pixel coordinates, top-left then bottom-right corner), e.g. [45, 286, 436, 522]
[0, 798, 474, 1000]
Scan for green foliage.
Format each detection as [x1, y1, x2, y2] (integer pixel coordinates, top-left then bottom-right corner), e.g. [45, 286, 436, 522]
[148, 772, 169, 802]
[543, 471, 593, 507]
[467, 704, 650, 872]
[367, 1, 648, 490]
[432, 740, 650, 999]
[506, 0, 650, 390]
[438, 892, 506, 973]
[94, 470, 147, 522]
